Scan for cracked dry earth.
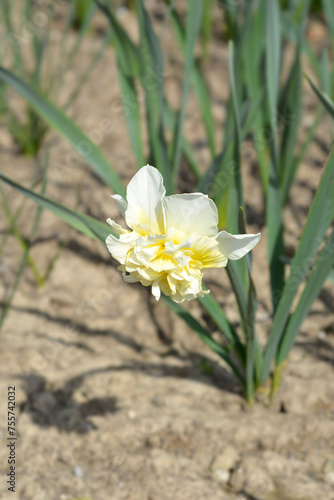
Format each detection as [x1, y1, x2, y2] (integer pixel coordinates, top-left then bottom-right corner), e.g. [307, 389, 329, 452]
[1, 3, 334, 500]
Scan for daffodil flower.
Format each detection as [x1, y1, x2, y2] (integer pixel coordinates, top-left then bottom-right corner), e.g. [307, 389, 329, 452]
[106, 165, 260, 303]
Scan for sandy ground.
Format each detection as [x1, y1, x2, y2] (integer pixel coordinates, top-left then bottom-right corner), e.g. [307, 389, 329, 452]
[0, 3, 334, 500]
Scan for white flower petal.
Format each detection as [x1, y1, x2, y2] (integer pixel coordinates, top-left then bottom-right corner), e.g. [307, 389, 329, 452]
[106, 218, 129, 235]
[106, 234, 133, 264]
[163, 193, 218, 237]
[216, 231, 261, 260]
[125, 165, 166, 234]
[111, 194, 127, 217]
[151, 280, 162, 301]
[164, 239, 191, 254]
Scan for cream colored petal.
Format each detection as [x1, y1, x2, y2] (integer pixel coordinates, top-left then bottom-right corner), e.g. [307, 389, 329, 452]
[106, 218, 130, 235]
[125, 164, 166, 234]
[190, 235, 227, 268]
[163, 193, 218, 237]
[216, 231, 261, 260]
[164, 239, 191, 254]
[106, 234, 133, 264]
[151, 280, 162, 301]
[111, 194, 127, 218]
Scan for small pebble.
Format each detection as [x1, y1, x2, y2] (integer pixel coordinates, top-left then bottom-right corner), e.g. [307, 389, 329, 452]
[325, 471, 334, 485]
[213, 469, 230, 483]
[317, 330, 327, 340]
[127, 410, 137, 420]
[73, 465, 83, 478]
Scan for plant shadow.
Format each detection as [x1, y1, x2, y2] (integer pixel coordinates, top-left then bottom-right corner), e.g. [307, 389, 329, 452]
[19, 348, 242, 433]
[19, 373, 119, 434]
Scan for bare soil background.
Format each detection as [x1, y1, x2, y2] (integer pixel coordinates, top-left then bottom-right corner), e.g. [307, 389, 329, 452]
[0, 3, 334, 499]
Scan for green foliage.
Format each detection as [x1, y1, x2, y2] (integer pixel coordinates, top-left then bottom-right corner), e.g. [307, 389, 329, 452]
[0, 0, 333, 402]
[0, 0, 107, 155]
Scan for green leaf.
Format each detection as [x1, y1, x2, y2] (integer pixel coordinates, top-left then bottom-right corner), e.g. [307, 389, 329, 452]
[74, 0, 95, 29]
[95, 1, 145, 165]
[169, 6, 216, 158]
[162, 295, 245, 387]
[227, 41, 244, 227]
[238, 207, 262, 397]
[164, 102, 202, 180]
[0, 67, 126, 197]
[197, 98, 257, 196]
[277, 226, 334, 365]
[262, 146, 334, 382]
[135, 0, 172, 193]
[280, 47, 303, 205]
[305, 73, 334, 118]
[198, 292, 245, 362]
[266, 0, 280, 112]
[225, 261, 247, 331]
[0, 172, 111, 242]
[95, 0, 140, 77]
[0, 154, 49, 335]
[265, 0, 285, 313]
[226, 42, 247, 292]
[322, 0, 334, 46]
[171, 0, 203, 184]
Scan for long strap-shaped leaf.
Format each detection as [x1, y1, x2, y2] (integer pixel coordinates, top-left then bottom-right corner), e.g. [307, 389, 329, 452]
[94, 1, 145, 166]
[135, 0, 172, 194]
[0, 154, 49, 335]
[198, 292, 245, 363]
[168, 3, 216, 159]
[276, 226, 334, 366]
[0, 67, 126, 197]
[171, 0, 202, 185]
[162, 295, 245, 387]
[261, 146, 334, 383]
[306, 73, 334, 118]
[0, 172, 112, 242]
[94, 0, 140, 77]
[265, 0, 285, 313]
[238, 207, 263, 399]
[226, 42, 248, 295]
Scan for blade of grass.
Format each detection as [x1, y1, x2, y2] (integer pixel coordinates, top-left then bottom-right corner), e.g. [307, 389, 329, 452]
[265, 0, 285, 313]
[280, 46, 302, 205]
[2, 0, 25, 76]
[227, 41, 245, 231]
[162, 294, 245, 387]
[305, 73, 334, 118]
[197, 98, 258, 196]
[0, 67, 126, 196]
[135, 0, 172, 193]
[198, 292, 245, 362]
[95, 0, 140, 77]
[171, 0, 202, 185]
[262, 146, 334, 383]
[200, 0, 214, 60]
[63, 29, 113, 111]
[238, 207, 263, 397]
[0, 152, 49, 335]
[0, 172, 112, 242]
[224, 42, 248, 297]
[276, 225, 334, 366]
[0, 186, 44, 283]
[164, 102, 202, 180]
[322, 0, 334, 49]
[168, 5, 216, 158]
[282, 107, 323, 205]
[95, 1, 145, 165]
